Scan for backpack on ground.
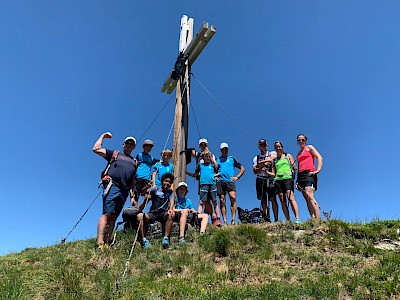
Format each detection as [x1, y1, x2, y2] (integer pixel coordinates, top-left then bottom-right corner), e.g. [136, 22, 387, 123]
[237, 207, 263, 224]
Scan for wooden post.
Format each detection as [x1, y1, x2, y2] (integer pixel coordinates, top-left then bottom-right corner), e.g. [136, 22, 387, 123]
[172, 17, 193, 187]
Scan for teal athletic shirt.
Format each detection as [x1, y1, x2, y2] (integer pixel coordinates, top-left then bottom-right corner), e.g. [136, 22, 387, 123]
[136, 152, 158, 180]
[153, 162, 174, 187]
[195, 163, 218, 185]
[216, 156, 242, 182]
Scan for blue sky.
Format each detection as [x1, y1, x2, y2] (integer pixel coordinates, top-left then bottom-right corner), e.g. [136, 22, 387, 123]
[1, 1, 399, 255]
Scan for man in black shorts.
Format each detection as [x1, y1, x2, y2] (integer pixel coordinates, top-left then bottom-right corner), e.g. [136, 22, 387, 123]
[252, 139, 278, 222]
[216, 143, 245, 225]
[137, 173, 175, 249]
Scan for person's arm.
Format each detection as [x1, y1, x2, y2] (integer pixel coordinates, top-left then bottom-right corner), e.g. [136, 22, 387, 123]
[287, 154, 297, 170]
[130, 183, 137, 207]
[210, 155, 218, 169]
[92, 132, 112, 157]
[232, 159, 245, 181]
[151, 166, 158, 187]
[168, 194, 175, 217]
[253, 156, 262, 174]
[308, 145, 323, 175]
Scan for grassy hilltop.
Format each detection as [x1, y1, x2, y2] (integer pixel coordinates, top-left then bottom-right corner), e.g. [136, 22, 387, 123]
[1, 220, 400, 300]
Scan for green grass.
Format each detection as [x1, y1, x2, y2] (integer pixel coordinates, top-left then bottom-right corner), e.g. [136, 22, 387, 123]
[1, 220, 400, 299]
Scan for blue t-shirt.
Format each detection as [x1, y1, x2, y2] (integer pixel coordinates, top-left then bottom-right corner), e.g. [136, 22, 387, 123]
[104, 149, 137, 189]
[148, 187, 174, 212]
[216, 156, 242, 182]
[136, 152, 158, 180]
[175, 196, 193, 210]
[153, 162, 174, 187]
[195, 163, 218, 185]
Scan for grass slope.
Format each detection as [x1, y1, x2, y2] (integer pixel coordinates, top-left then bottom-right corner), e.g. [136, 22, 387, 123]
[1, 220, 400, 300]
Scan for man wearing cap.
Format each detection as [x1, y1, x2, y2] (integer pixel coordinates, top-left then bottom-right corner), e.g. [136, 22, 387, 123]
[216, 142, 245, 225]
[137, 173, 175, 249]
[253, 139, 278, 222]
[134, 139, 159, 203]
[174, 182, 209, 243]
[92, 132, 137, 249]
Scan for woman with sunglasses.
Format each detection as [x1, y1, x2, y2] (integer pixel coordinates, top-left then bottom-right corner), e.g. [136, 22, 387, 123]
[273, 141, 300, 224]
[296, 134, 323, 220]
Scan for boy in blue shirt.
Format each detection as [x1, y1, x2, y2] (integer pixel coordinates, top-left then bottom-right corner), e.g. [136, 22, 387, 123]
[152, 149, 174, 188]
[188, 150, 222, 226]
[134, 139, 159, 203]
[174, 182, 209, 243]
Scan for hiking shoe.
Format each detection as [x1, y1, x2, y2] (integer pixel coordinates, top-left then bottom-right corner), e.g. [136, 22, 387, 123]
[162, 236, 170, 249]
[179, 237, 186, 244]
[142, 239, 151, 249]
[215, 218, 222, 227]
[295, 218, 301, 225]
[95, 242, 110, 251]
[231, 220, 236, 225]
[211, 216, 217, 225]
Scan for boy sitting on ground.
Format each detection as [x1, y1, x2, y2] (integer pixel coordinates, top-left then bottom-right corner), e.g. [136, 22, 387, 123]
[174, 182, 209, 243]
[137, 173, 175, 249]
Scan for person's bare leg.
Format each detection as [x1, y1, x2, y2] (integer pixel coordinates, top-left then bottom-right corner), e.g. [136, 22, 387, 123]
[269, 195, 279, 222]
[219, 194, 227, 223]
[286, 190, 299, 219]
[278, 193, 290, 220]
[179, 210, 189, 237]
[228, 191, 237, 222]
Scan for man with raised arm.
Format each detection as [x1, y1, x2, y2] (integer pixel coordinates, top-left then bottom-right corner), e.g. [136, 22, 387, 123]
[92, 132, 137, 250]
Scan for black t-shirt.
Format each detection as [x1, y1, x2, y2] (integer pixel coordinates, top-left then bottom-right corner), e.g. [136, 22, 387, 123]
[105, 149, 137, 188]
[148, 187, 174, 212]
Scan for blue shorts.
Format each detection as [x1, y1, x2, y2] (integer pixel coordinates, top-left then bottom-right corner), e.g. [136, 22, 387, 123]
[200, 184, 217, 202]
[102, 184, 129, 216]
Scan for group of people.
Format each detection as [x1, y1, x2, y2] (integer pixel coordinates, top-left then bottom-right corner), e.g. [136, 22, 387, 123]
[92, 131, 322, 250]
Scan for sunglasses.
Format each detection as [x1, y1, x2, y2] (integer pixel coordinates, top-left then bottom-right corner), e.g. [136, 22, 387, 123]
[125, 142, 135, 146]
[199, 143, 207, 147]
[164, 180, 172, 184]
[297, 139, 306, 142]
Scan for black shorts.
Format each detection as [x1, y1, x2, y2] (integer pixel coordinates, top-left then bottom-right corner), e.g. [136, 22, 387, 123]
[134, 178, 150, 196]
[147, 209, 168, 222]
[297, 171, 318, 191]
[256, 177, 275, 200]
[275, 179, 294, 193]
[217, 181, 236, 196]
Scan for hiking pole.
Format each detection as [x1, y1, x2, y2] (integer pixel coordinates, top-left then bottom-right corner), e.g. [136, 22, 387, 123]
[61, 189, 102, 244]
[118, 190, 151, 287]
[296, 184, 332, 221]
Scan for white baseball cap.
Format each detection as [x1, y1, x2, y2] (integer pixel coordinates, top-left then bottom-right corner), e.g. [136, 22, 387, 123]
[198, 138, 208, 146]
[176, 182, 189, 194]
[124, 136, 137, 145]
[220, 142, 229, 149]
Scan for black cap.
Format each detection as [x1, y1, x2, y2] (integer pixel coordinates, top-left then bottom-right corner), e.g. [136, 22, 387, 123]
[258, 139, 267, 145]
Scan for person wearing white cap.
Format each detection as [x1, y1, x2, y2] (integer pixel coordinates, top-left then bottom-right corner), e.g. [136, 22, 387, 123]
[92, 132, 137, 250]
[216, 142, 245, 225]
[174, 182, 209, 243]
[134, 139, 159, 204]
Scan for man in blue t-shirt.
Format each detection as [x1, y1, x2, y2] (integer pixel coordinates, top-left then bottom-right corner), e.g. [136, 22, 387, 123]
[93, 132, 137, 250]
[137, 173, 175, 249]
[216, 142, 245, 225]
[134, 139, 159, 203]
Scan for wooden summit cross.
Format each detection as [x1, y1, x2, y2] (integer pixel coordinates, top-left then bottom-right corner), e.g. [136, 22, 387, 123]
[161, 15, 216, 187]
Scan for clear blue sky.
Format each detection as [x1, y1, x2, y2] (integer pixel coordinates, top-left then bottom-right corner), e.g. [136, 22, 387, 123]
[2, 1, 400, 255]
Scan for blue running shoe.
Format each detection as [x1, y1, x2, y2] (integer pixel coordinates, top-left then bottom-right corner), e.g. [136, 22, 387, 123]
[142, 239, 151, 249]
[162, 236, 170, 249]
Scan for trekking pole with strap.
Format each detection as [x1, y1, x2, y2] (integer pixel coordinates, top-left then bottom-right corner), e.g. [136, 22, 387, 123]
[296, 184, 332, 221]
[61, 189, 102, 244]
[118, 189, 152, 287]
